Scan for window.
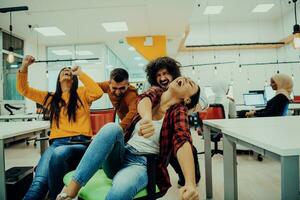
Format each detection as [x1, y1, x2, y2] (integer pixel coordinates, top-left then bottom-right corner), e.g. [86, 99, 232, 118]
[2, 32, 24, 100]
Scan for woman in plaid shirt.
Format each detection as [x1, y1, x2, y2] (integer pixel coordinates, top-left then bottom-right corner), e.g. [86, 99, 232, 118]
[58, 77, 200, 200]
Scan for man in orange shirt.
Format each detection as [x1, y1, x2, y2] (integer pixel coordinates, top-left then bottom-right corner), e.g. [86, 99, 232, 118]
[97, 68, 138, 130]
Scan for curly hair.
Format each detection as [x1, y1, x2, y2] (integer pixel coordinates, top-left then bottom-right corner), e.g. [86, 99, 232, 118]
[145, 56, 182, 86]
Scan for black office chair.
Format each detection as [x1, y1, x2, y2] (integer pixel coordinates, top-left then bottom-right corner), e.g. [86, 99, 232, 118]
[4, 103, 22, 115]
[26, 103, 50, 146]
[196, 104, 226, 157]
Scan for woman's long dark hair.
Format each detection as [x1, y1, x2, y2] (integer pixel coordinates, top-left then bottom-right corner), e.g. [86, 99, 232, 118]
[43, 67, 83, 128]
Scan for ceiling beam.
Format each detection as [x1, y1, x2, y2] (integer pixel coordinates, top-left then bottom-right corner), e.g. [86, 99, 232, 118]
[179, 27, 294, 52]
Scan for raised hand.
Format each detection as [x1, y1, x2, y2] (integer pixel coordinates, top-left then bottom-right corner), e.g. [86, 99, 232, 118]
[20, 55, 35, 72]
[71, 66, 82, 76]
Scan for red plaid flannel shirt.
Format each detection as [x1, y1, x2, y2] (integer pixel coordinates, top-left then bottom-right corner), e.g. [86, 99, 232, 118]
[124, 86, 193, 194]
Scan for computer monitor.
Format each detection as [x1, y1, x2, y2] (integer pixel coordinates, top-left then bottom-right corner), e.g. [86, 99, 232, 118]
[264, 86, 275, 101]
[243, 93, 266, 106]
[249, 90, 264, 95]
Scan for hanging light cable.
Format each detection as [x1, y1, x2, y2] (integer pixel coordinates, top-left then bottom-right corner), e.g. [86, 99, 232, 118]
[7, 12, 15, 63]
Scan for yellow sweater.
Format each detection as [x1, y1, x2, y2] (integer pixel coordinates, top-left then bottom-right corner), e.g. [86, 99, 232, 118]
[17, 71, 103, 140]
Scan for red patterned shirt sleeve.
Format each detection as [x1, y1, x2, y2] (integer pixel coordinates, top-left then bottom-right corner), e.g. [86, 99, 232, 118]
[137, 86, 164, 108]
[172, 105, 193, 155]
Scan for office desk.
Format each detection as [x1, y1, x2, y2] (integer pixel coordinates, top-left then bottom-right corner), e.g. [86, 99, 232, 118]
[0, 114, 40, 122]
[203, 116, 300, 200]
[0, 121, 50, 200]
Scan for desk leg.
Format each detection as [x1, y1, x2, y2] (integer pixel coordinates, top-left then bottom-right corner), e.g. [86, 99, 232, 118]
[223, 135, 237, 200]
[0, 140, 7, 200]
[40, 130, 47, 154]
[204, 125, 213, 199]
[281, 156, 299, 200]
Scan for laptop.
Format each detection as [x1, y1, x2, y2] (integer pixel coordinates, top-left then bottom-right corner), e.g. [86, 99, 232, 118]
[264, 86, 275, 101]
[243, 93, 266, 107]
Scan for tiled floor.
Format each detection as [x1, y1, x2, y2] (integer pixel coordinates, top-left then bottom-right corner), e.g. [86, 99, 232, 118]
[5, 132, 280, 200]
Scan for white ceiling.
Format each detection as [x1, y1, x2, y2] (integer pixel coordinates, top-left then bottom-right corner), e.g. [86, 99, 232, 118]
[0, 0, 194, 72]
[0, 0, 296, 73]
[189, 0, 294, 23]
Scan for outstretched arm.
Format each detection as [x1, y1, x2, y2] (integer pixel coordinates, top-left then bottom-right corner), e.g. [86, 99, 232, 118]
[17, 55, 49, 105]
[137, 87, 164, 138]
[177, 143, 199, 200]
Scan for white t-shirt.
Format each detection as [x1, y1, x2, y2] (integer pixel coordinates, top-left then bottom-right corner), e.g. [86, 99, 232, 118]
[127, 118, 164, 154]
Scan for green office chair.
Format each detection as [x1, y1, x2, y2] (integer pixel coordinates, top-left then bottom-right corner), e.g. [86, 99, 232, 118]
[63, 153, 163, 200]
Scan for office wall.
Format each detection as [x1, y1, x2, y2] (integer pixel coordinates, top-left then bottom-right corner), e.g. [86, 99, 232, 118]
[177, 47, 299, 104]
[177, 10, 300, 104]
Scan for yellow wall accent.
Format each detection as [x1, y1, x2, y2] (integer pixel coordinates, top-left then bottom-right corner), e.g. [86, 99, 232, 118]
[126, 36, 166, 61]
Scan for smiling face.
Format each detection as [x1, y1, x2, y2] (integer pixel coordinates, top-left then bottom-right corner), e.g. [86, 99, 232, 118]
[109, 79, 129, 97]
[270, 78, 278, 90]
[155, 68, 173, 89]
[59, 67, 73, 88]
[168, 77, 199, 103]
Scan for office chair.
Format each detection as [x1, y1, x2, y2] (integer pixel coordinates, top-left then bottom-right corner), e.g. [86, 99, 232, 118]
[4, 103, 22, 115]
[26, 104, 50, 146]
[63, 153, 163, 200]
[198, 104, 226, 157]
[62, 109, 165, 200]
[293, 95, 300, 103]
[90, 108, 116, 135]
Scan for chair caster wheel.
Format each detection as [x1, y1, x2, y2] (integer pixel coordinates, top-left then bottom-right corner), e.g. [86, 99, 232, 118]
[257, 154, 263, 161]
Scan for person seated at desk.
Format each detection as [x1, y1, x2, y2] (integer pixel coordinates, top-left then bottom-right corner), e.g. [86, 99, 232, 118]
[246, 74, 293, 117]
[57, 77, 200, 200]
[212, 80, 237, 119]
[17, 55, 103, 200]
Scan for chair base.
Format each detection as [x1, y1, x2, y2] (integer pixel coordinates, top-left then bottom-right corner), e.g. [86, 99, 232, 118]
[211, 150, 223, 156]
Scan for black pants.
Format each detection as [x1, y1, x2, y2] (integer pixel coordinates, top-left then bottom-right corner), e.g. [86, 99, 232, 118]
[169, 145, 200, 185]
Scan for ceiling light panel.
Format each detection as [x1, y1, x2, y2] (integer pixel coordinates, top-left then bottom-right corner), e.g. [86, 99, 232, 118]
[102, 21, 128, 32]
[203, 6, 223, 15]
[34, 27, 66, 36]
[52, 50, 72, 56]
[76, 51, 94, 56]
[252, 4, 274, 13]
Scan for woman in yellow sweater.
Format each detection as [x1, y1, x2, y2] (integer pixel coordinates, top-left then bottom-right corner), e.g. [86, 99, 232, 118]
[17, 55, 103, 200]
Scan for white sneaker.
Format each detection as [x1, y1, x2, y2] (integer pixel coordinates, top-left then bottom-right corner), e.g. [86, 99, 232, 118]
[56, 192, 78, 200]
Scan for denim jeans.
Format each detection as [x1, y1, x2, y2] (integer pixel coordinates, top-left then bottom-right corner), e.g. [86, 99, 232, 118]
[23, 135, 90, 200]
[72, 123, 148, 200]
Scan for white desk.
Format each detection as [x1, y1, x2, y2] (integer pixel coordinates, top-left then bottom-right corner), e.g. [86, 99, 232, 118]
[0, 114, 40, 122]
[203, 116, 300, 200]
[0, 121, 50, 200]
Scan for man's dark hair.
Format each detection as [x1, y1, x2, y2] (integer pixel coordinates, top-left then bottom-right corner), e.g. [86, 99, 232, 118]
[186, 86, 201, 110]
[145, 56, 181, 86]
[110, 68, 129, 83]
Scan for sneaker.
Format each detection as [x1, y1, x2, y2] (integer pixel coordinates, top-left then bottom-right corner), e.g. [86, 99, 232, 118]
[56, 193, 77, 200]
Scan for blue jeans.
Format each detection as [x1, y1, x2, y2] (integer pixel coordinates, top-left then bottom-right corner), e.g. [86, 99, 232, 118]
[73, 123, 148, 200]
[23, 135, 90, 200]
